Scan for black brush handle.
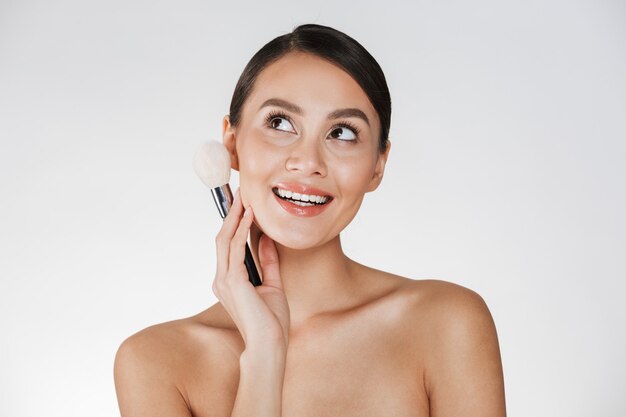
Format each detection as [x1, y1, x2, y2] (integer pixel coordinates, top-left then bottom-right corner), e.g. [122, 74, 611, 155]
[244, 243, 262, 286]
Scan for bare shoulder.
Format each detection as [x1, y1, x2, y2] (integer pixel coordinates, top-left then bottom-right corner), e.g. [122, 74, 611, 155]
[355, 263, 491, 318]
[116, 303, 241, 362]
[405, 278, 493, 320]
[114, 304, 242, 416]
[398, 278, 506, 416]
[397, 278, 499, 352]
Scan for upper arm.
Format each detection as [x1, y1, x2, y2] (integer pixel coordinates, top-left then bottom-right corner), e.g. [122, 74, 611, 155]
[114, 330, 193, 417]
[424, 284, 506, 417]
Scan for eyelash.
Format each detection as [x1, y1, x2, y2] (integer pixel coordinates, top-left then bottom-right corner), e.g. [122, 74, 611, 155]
[264, 110, 361, 140]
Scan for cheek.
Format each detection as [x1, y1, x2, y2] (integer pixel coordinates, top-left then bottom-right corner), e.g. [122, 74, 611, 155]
[237, 132, 264, 175]
[239, 144, 280, 178]
[334, 158, 376, 196]
[236, 141, 283, 204]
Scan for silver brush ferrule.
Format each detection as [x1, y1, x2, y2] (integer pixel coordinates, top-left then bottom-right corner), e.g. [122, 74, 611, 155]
[210, 184, 233, 219]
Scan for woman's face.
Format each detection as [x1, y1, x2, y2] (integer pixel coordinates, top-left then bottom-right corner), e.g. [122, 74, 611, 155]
[223, 51, 389, 250]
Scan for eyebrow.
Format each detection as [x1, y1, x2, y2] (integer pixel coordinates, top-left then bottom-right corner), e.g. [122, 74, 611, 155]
[259, 98, 370, 126]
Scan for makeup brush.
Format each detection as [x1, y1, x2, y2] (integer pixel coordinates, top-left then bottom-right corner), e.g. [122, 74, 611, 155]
[193, 141, 262, 287]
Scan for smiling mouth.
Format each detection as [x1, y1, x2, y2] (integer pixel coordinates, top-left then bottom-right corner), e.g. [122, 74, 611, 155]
[272, 187, 333, 207]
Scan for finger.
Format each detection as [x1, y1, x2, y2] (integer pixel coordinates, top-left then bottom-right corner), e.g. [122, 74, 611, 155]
[215, 189, 242, 275]
[258, 234, 283, 290]
[223, 188, 244, 232]
[228, 205, 255, 277]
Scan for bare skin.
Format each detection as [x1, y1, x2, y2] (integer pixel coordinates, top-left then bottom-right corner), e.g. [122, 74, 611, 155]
[114, 264, 505, 417]
[114, 51, 506, 416]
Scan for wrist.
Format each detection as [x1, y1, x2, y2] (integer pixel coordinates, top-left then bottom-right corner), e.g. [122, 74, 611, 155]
[241, 344, 287, 366]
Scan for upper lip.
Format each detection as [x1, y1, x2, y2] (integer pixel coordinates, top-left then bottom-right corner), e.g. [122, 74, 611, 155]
[272, 182, 334, 198]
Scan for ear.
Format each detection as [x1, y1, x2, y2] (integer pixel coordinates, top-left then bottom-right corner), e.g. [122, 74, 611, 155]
[366, 140, 391, 192]
[222, 115, 239, 171]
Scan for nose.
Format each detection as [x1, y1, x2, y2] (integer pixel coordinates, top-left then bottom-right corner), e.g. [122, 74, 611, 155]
[285, 138, 327, 177]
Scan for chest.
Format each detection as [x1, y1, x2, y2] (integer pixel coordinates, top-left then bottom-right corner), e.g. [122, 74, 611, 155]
[188, 310, 430, 417]
[281, 328, 428, 417]
[281, 374, 424, 417]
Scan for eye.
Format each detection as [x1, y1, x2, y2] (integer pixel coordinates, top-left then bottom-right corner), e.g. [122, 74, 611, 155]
[265, 111, 295, 133]
[328, 122, 360, 142]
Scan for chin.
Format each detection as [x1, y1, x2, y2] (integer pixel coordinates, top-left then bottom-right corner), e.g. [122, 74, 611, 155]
[256, 218, 334, 251]
[275, 235, 328, 251]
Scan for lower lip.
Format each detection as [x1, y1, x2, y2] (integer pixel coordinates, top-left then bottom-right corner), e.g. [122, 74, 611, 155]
[273, 192, 333, 217]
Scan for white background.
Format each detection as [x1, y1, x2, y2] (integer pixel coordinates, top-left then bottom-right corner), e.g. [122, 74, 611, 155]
[1, 0, 624, 416]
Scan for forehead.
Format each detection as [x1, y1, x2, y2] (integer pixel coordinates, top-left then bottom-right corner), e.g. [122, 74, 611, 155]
[244, 52, 379, 126]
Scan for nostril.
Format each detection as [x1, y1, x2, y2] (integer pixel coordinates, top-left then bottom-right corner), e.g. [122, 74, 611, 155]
[285, 151, 327, 176]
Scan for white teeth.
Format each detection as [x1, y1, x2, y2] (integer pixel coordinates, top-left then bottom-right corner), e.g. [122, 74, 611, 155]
[292, 200, 314, 207]
[274, 188, 329, 204]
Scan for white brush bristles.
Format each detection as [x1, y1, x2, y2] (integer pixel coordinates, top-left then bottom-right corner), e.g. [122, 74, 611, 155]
[193, 141, 232, 189]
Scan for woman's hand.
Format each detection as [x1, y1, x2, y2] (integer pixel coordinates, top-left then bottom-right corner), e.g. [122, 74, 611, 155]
[212, 189, 291, 352]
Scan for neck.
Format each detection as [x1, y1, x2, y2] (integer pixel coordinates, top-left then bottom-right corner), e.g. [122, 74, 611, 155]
[249, 224, 360, 329]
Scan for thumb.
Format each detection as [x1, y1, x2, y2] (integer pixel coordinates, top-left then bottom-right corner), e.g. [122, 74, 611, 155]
[258, 234, 282, 289]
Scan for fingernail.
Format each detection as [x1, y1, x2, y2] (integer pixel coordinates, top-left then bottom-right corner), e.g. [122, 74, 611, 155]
[244, 206, 253, 217]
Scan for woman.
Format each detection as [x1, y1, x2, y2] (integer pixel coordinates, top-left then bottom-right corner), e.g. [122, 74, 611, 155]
[114, 23, 506, 417]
